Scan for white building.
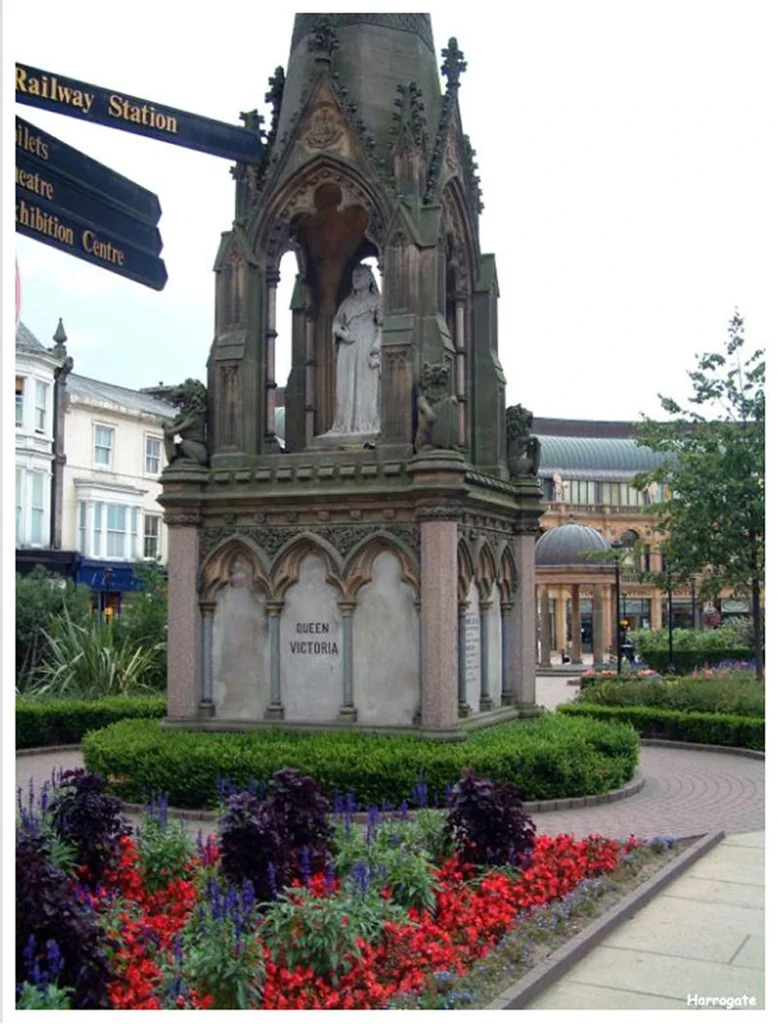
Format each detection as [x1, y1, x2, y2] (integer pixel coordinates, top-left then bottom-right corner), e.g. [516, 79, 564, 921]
[15, 323, 59, 549]
[62, 374, 175, 565]
[15, 321, 177, 593]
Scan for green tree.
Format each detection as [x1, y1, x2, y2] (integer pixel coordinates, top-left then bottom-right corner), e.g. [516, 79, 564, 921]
[16, 567, 92, 692]
[633, 310, 764, 679]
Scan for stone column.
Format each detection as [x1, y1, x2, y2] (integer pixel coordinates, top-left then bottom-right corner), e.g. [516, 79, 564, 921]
[512, 526, 539, 703]
[478, 596, 493, 711]
[603, 585, 614, 654]
[650, 589, 662, 631]
[85, 500, 96, 557]
[418, 509, 459, 729]
[455, 296, 467, 445]
[555, 589, 567, 657]
[304, 309, 316, 445]
[539, 587, 552, 668]
[265, 268, 280, 441]
[265, 601, 285, 720]
[592, 585, 605, 665]
[338, 601, 357, 722]
[165, 512, 202, 720]
[199, 602, 215, 715]
[501, 598, 513, 704]
[458, 599, 469, 715]
[571, 584, 582, 663]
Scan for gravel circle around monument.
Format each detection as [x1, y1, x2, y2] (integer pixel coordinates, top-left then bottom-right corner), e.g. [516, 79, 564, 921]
[15, 742, 764, 841]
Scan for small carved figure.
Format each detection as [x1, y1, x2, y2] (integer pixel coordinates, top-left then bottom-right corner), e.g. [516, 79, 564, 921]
[164, 379, 209, 466]
[414, 362, 460, 451]
[506, 403, 541, 477]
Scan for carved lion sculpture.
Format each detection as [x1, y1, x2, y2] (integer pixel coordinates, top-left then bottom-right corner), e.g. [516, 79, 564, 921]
[506, 403, 540, 477]
[414, 363, 460, 452]
[164, 379, 209, 467]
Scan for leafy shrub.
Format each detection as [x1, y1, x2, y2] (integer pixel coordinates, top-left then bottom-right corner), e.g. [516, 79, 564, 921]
[265, 767, 334, 877]
[578, 674, 764, 716]
[111, 562, 168, 690]
[16, 568, 92, 693]
[629, 627, 752, 673]
[445, 771, 536, 866]
[219, 769, 333, 901]
[16, 693, 166, 748]
[558, 703, 764, 750]
[47, 770, 130, 885]
[178, 877, 264, 1009]
[137, 796, 194, 893]
[259, 883, 405, 980]
[16, 827, 114, 1009]
[332, 812, 439, 913]
[218, 792, 286, 902]
[27, 608, 164, 699]
[83, 714, 640, 810]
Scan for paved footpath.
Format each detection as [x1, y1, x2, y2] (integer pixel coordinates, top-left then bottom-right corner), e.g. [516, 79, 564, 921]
[527, 831, 765, 1010]
[16, 743, 764, 842]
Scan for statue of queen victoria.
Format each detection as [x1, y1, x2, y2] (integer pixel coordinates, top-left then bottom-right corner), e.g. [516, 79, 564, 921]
[327, 263, 382, 438]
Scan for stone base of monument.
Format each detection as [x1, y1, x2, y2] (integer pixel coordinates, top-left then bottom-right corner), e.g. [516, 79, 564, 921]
[309, 431, 378, 450]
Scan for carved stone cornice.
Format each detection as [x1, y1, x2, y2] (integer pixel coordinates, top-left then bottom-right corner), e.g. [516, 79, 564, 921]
[164, 511, 202, 528]
[513, 513, 542, 536]
[415, 503, 463, 522]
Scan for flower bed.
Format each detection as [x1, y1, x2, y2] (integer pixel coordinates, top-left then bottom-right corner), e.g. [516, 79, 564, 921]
[16, 767, 663, 1011]
[81, 713, 639, 809]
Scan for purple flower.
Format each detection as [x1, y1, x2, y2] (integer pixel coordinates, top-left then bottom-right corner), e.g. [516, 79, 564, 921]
[300, 846, 311, 886]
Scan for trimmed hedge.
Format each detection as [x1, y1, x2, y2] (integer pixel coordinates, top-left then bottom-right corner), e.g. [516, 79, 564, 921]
[638, 649, 753, 674]
[558, 703, 764, 751]
[16, 695, 167, 749]
[81, 714, 640, 810]
[579, 675, 764, 717]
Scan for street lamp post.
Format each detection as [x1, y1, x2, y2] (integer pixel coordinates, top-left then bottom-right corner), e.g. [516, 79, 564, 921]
[667, 568, 675, 674]
[612, 541, 625, 675]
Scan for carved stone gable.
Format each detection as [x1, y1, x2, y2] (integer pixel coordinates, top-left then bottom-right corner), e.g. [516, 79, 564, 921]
[303, 101, 347, 151]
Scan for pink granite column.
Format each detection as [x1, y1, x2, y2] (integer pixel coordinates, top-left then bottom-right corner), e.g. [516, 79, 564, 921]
[512, 527, 538, 705]
[420, 515, 459, 729]
[165, 514, 202, 720]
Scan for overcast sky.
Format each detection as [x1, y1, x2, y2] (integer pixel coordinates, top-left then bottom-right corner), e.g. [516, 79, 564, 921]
[9, 0, 775, 421]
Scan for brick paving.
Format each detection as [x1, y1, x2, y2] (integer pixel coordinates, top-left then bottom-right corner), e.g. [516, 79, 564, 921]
[15, 743, 764, 841]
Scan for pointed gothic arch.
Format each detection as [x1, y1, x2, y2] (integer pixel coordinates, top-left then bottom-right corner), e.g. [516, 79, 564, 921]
[343, 532, 420, 599]
[270, 531, 345, 599]
[200, 536, 271, 603]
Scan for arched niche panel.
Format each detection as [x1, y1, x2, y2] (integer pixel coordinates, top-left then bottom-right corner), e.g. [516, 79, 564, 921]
[210, 551, 271, 721]
[352, 549, 420, 726]
[343, 532, 419, 600]
[200, 537, 270, 603]
[278, 550, 343, 722]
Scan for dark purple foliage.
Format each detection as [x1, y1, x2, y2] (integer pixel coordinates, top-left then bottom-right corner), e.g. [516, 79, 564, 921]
[47, 770, 130, 885]
[266, 767, 333, 875]
[218, 769, 333, 901]
[445, 770, 536, 866]
[16, 828, 114, 1009]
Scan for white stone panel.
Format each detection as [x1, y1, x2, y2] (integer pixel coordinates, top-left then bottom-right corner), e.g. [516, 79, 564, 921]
[464, 580, 481, 712]
[352, 550, 420, 725]
[212, 580, 270, 720]
[280, 553, 342, 721]
[488, 582, 503, 705]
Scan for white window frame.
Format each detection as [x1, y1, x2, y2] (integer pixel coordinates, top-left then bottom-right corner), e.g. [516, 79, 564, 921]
[106, 503, 127, 558]
[16, 468, 23, 544]
[145, 435, 162, 475]
[78, 501, 87, 554]
[34, 380, 48, 434]
[30, 471, 45, 545]
[15, 377, 25, 429]
[143, 513, 161, 559]
[94, 424, 115, 468]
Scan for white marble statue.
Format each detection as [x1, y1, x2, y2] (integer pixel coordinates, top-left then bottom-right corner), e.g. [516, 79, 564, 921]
[330, 263, 382, 435]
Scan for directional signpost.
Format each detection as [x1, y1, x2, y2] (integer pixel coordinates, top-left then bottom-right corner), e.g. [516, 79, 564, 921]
[15, 116, 166, 289]
[16, 63, 265, 163]
[15, 62, 265, 290]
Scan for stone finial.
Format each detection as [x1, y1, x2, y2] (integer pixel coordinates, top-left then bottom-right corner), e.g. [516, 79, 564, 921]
[265, 66, 285, 136]
[441, 37, 467, 90]
[239, 109, 264, 133]
[308, 16, 339, 62]
[50, 317, 68, 359]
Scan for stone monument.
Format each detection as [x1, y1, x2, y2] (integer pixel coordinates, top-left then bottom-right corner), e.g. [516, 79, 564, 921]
[160, 13, 544, 738]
